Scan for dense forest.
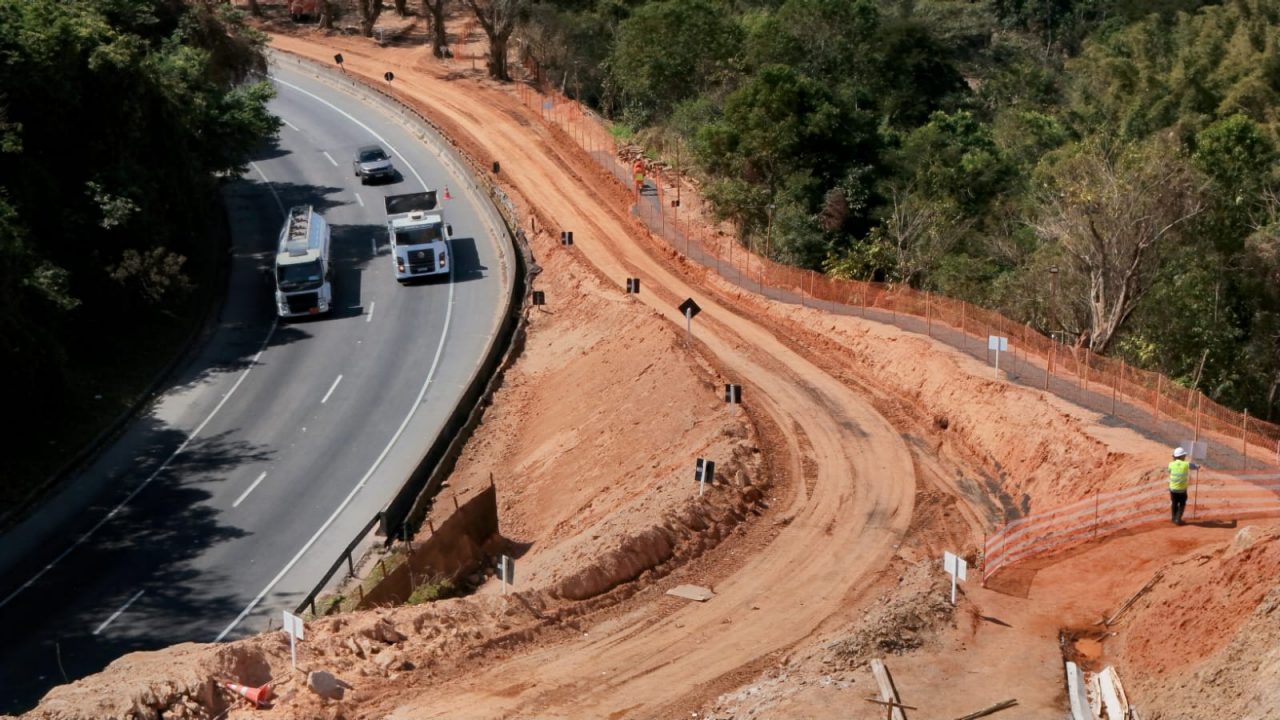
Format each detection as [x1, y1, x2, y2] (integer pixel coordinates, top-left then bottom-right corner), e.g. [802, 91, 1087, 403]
[0, 0, 277, 498]
[514, 0, 1280, 419]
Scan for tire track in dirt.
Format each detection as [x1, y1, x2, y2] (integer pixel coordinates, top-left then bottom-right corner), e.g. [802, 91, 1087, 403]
[269, 36, 917, 719]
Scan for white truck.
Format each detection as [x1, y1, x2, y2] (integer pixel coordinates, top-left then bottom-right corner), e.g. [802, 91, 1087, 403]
[274, 205, 333, 318]
[384, 191, 452, 282]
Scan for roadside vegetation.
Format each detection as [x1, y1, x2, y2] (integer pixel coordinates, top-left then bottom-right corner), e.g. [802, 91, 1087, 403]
[0, 0, 279, 518]
[508, 0, 1280, 420]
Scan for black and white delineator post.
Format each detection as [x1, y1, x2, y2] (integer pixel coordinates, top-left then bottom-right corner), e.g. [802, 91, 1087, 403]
[943, 551, 967, 605]
[626, 278, 640, 294]
[281, 610, 305, 670]
[987, 335, 1009, 378]
[725, 384, 742, 404]
[496, 555, 514, 595]
[560, 230, 574, 246]
[695, 458, 715, 496]
[678, 298, 702, 343]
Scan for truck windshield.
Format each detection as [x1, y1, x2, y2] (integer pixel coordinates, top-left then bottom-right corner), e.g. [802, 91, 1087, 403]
[277, 260, 324, 291]
[395, 226, 443, 245]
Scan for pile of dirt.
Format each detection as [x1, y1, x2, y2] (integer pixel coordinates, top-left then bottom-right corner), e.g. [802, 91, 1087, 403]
[1113, 525, 1280, 718]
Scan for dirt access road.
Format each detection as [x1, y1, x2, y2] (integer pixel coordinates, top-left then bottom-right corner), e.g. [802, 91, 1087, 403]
[271, 26, 920, 718]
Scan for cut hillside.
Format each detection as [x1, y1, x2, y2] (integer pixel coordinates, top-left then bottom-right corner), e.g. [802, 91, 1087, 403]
[9, 10, 1280, 720]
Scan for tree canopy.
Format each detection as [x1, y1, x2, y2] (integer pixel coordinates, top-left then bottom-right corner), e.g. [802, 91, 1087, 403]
[0, 0, 277, 487]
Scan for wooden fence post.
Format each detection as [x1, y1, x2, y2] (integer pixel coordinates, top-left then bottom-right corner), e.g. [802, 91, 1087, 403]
[1154, 375, 1162, 424]
[1243, 409, 1250, 469]
[926, 292, 932, 337]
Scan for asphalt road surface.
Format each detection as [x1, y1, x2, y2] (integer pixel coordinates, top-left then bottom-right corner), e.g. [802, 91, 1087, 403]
[0, 59, 511, 713]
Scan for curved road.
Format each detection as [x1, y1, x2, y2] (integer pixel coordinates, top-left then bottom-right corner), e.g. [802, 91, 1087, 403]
[0, 60, 510, 713]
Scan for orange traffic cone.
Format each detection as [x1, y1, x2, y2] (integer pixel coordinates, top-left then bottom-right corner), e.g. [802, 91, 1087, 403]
[443, 186, 453, 200]
[224, 681, 271, 708]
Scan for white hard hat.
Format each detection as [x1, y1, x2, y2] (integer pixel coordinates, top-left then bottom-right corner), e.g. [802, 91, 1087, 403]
[1173, 446, 1187, 458]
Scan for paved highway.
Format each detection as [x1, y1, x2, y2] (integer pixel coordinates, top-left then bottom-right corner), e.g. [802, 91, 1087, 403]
[0, 59, 511, 713]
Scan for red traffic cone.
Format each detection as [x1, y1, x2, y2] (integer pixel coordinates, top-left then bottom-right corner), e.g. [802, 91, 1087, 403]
[443, 186, 453, 200]
[224, 681, 271, 707]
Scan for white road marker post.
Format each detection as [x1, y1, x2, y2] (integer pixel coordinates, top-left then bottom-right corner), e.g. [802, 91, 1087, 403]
[281, 610, 304, 670]
[943, 551, 967, 606]
[695, 458, 715, 497]
[496, 555, 514, 595]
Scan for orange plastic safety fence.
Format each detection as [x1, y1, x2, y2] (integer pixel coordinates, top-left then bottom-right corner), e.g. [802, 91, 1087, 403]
[514, 78, 1280, 467]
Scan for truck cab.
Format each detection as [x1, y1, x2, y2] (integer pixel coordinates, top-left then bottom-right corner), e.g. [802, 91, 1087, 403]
[385, 191, 452, 283]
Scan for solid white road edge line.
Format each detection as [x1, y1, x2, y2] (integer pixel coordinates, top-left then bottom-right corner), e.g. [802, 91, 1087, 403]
[233, 472, 269, 509]
[321, 150, 339, 166]
[215, 73, 459, 642]
[321, 374, 343, 404]
[92, 589, 145, 636]
[282, 118, 299, 131]
[366, 301, 375, 323]
[354, 192, 364, 207]
[0, 321, 278, 611]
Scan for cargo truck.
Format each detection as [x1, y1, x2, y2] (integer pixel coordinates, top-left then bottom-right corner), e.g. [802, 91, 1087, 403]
[274, 205, 333, 317]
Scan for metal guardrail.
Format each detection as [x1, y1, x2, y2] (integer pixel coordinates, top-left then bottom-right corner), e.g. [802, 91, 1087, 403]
[296, 511, 383, 616]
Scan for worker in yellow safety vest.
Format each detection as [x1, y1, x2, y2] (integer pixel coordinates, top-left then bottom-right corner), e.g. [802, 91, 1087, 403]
[1167, 446, 1198, 525]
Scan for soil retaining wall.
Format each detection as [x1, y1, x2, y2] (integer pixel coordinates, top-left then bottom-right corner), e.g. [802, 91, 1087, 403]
[357, 484, 499, 608]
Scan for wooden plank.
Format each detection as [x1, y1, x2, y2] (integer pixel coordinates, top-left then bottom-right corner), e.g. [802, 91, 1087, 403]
[665, 584, 714, 602]
[869, 659, 907, 720]
[1098, 667, 1128, 720]
[951, 699, 1018, 720]
[1064, 662, 1091, 720]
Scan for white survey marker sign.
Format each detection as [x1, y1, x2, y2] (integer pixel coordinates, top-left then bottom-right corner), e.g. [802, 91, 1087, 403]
[943, 551, 967, 605]
[282, 610, 305, 669]
[987, 335, 1010, 378]
[1181, 440, 1208, 460]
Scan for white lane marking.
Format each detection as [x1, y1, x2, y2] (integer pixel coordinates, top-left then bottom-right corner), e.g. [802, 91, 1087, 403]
[354, 192, 364, 207]
[0, 322, 278, 611]
[92, 590, 145, 636]
[233, 472, 268, 508]
[321, 374, 343, 404]
[219, 75, 459, 642]
[322, 151, 339, 166]
[366, 301, 375, 323]
[281, 118, 299, 131]
[250, 162, 286, 216]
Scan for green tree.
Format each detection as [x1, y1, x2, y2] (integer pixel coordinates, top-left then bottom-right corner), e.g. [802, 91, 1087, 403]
[606, 0, 742, 125]
[1030, 138, 1206, 352]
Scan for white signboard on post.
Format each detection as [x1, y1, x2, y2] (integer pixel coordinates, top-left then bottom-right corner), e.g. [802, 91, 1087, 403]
[943, 551, 967, 605]
[1181, 440, 1208, 461]
[987, 335, 1009, 378]
[282, 610, 304, 669]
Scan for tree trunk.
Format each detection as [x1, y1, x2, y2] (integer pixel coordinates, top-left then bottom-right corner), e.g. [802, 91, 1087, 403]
[394, 0, 408, 17]
[421, 0, 448, 57]
[357, 0, 383, 36]
[246, 0, 262, 17]
[489, 34, 509, 80]
[466, 0, 522, 81]
[318, 1, 336, 29]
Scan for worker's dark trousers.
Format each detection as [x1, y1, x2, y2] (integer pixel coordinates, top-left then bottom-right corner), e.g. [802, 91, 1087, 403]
[1170, 490, 1188, 523]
